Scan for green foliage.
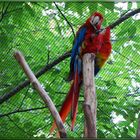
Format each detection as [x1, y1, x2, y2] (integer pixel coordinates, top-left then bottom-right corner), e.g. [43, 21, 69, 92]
[0, 1, 140, 139]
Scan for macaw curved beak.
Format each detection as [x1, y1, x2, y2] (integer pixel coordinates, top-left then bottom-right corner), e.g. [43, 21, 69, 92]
[90, 16, 101, 31]
[90, 16, 100, 26]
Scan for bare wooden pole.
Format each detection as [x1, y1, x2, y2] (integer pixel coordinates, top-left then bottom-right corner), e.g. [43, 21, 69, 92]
[84, 121, 88, 137]
[136, 119, 140, 138]
[83, 53, 97, 138]
[14, 51, 67, 138]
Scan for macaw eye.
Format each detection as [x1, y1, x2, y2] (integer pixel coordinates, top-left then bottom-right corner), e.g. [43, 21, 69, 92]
[90, 16, 100, 26]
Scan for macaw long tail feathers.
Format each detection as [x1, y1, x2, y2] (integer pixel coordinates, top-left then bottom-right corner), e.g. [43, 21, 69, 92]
[71, 70, 81, 131]
[50, 73, 81, 133]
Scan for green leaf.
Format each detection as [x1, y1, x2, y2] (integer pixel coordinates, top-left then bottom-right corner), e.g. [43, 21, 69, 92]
[128, 2, 132, 9]
[122, 45, 133, 56]
[132, 36, 140, 43]
[25, 3, 35, 17]
[100, 2, 114, 11]
[128, 25, 136, 37]
[114, 77, 129, 87]
[65, 2, 78, 12]
[24, 122, 33, 130]
[89, 2, 98, 13]
[97, 130, 105, 138]
[118, 121, 130, 127]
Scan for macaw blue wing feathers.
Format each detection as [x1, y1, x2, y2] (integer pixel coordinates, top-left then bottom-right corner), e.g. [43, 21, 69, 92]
[71, 26, 87, 60]
[68, 26, 86, 81]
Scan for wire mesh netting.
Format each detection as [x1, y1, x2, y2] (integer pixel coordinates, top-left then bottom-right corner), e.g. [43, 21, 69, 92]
[0, 1, 140, 139]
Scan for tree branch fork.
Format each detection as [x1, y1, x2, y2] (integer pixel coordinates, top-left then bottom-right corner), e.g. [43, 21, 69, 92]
[14, 51, 67, 138]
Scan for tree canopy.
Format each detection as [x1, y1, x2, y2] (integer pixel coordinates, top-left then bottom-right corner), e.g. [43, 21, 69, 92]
[0, 1, 140, 138]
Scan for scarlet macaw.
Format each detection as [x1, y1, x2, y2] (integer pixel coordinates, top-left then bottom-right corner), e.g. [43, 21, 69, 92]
[50, 12, 112, 132]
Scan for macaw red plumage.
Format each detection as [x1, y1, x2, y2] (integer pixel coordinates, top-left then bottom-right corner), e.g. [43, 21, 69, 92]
[50, 12, 112, 133]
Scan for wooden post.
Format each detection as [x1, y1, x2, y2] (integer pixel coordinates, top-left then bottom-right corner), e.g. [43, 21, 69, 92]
[83, 53, 97, 138]
[14, 51, 67, 138]
[136, 119, 140, 138]
[84, 121, 88, 137]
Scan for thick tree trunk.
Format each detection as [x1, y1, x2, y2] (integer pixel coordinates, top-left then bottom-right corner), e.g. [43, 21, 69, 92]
[14, 51, 67, 138]
[83, 53, 97, 138]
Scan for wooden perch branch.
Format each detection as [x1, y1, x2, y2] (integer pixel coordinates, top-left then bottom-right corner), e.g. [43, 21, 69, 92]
[83, 53, 97, 138]
[0, 8, 140, 105]
[14, 51, 67, 138]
